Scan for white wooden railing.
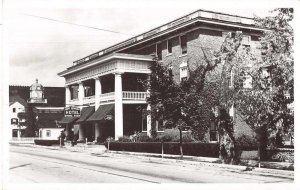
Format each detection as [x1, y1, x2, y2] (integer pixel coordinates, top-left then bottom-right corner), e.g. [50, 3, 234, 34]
[71, 91, 149, 105]
[122, 91, 149, 100]
[99, 92, 115, 102]
[83, 95, 95, 104]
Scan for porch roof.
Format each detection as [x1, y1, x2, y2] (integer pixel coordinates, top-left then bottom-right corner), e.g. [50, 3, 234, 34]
[58, 116, 78, 124]
[87, 104, 114, 122]
[76, 106, 95, 123]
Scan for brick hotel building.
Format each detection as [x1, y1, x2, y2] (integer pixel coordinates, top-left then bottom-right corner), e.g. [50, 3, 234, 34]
[58, 9, 265, 142]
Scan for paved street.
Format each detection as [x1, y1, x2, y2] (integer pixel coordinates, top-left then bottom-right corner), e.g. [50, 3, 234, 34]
[9, 145, 293, 183]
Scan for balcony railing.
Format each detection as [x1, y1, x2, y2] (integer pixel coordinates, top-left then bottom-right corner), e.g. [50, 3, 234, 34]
[122, 91, 149, 100]
[99, 92, 115, 102]
[83, 95, 95, 104]
[69, 91, 149, 105]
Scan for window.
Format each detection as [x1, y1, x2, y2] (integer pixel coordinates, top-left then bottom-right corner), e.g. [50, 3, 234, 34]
[156, 43, 162, 60]
[11, 118, 18, 124]
[180, 35, 187, 54]
[180, 62, 188, 81]
[242, 35, 251, 47]
[167, 39, 173, 54]
[156, 120, 164, 132]
[142, 110, 147, 132]
[168, 65, 173, 78]
[13, 108, 16, 113]
[71, 86, 79, 100]
[46, 130, 51, 137]
[84, 86, 95, 97]
[209, 121, 218, 142]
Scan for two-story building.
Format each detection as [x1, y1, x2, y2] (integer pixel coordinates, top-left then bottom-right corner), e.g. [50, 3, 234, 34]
[58, 9, 266, 142]
[9, 96, 27, 139]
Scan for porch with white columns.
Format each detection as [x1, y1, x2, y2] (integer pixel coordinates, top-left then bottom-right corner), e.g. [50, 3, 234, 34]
[114, 72, 123, 140]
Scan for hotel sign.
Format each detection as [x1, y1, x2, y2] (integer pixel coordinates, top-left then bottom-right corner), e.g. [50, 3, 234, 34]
[64, 107, 80, 117]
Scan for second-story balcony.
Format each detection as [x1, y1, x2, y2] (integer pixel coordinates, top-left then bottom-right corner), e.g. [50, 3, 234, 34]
[99, 91, 149, 104]
[69, 91, 149, 106]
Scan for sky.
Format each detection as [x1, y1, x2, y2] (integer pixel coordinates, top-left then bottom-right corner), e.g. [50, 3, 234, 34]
[3, 0, 297, 87]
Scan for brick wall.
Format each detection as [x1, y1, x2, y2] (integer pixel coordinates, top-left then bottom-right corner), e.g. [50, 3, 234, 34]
[124, 24, 261, 140]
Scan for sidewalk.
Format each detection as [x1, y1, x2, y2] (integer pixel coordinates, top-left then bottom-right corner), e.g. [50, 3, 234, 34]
[11, 143, 294, 179]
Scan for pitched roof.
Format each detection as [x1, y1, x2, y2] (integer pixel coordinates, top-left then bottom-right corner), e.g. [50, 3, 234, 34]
[9, 95, 27, 107]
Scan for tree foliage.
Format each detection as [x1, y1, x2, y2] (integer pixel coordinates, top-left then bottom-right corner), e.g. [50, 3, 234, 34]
[146, 8, 293, 162]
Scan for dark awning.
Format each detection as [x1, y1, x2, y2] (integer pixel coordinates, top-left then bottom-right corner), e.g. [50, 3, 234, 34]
[87, 104, 114, 122]
[58, 116, 78, 124]
[76, 106, 95, 123]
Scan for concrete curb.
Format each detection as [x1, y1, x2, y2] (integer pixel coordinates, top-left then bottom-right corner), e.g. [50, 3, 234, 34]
[103, 150, 294, 179]
[10, 143, 294, 179]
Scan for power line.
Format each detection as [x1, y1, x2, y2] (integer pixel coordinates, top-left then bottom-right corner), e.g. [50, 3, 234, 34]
[22, 13, 133, 36]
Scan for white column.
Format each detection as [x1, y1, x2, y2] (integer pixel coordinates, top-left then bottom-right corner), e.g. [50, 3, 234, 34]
[94, 122, 102, 142]
[65, 85, 71, 106]
[17, 129, 21, 140]
[114, 72, 123, 140]
[95, 77, 102, 110]
[78, 124, 85, 141]
[78, 82, 84, 107]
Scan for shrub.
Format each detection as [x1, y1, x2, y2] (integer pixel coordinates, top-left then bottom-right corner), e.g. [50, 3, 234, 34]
[104, 142, 219, 157]
[157, 128, 196, 142]
[135, 133, 156, 142]
[236, 135, 257, 151]
[117, 136, 132, 142]
[266, 148, 294, 162]
[105, 136, 115, 142]
[34, 139, 59, 146]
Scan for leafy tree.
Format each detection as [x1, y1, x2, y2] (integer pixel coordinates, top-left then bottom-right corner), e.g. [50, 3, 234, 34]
[234, 8, 294, 160]
[146, 8, 293, 163]
[23, 105, 38, 137]
[146, 56, 186, 157]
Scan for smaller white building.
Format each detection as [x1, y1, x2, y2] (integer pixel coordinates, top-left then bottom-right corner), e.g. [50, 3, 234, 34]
[39, 128, 63, 140]
[9, 98, 27, 139]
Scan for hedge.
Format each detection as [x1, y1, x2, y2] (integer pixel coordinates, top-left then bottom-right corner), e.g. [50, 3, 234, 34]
[266, 148, 294, 162]
[104, 142, 219, 158]
[34, 139, 59, 146]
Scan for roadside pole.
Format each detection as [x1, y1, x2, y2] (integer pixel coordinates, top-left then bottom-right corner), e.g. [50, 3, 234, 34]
[161, 141, 164, 159]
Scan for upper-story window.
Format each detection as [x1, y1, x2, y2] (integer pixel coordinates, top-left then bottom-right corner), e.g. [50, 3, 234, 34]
[242, 35, 251, 48]
[180, 62, 188, 81]
[180, 35, 187, 55]
[70, 86, 79, 100]
[243, 74, 252, 89]
[167, 38, 173, 54]
[84, 86, 95, 97]
[13, 108, 16, 113]
[156, 43, 162, 60]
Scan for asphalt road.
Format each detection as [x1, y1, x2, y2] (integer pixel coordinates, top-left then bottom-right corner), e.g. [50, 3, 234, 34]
[9, 145, 293, 183]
